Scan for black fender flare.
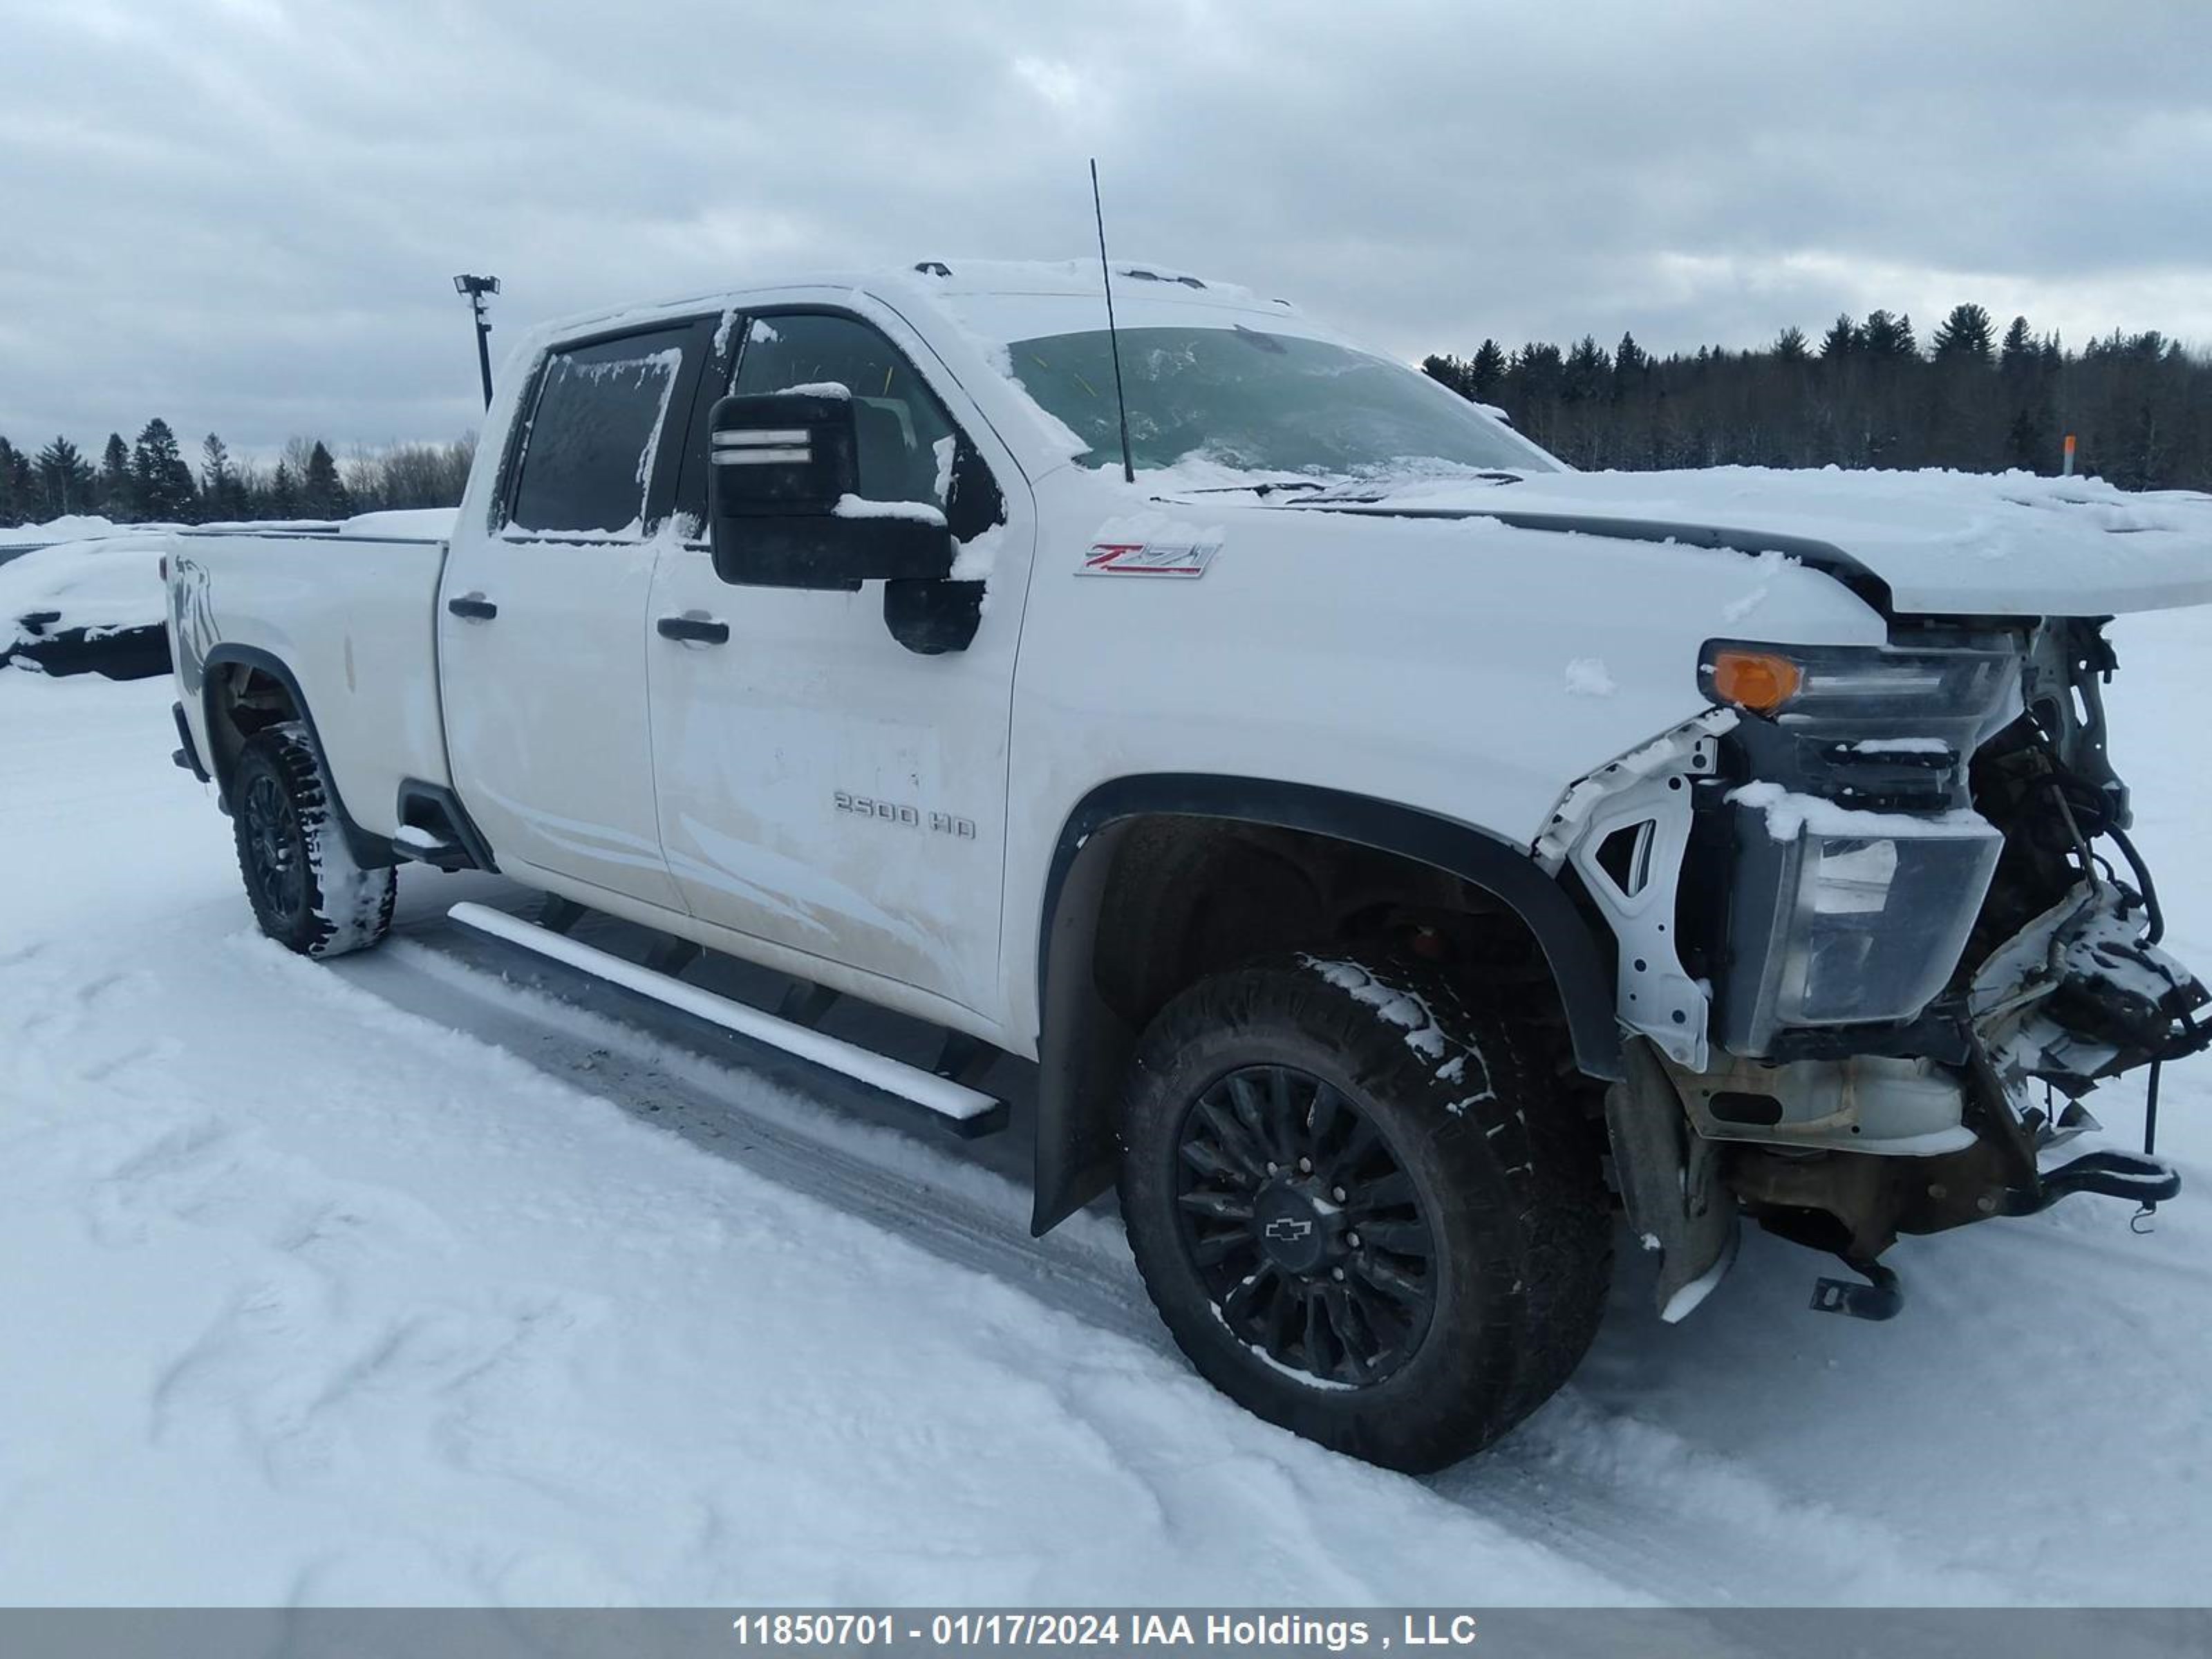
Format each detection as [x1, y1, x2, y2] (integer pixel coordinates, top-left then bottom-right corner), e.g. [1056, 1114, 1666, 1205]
[198, 644, 395, 871]
[1029, 774, 1624, 1233]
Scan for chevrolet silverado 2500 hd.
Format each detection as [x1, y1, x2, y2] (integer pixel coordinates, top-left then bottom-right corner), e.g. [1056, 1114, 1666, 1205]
[165, 259, 2212, 1471]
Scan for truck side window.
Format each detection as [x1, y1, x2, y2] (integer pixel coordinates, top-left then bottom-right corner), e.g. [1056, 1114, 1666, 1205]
[509, 326, 693, 536]
[731, 314, 961, 512]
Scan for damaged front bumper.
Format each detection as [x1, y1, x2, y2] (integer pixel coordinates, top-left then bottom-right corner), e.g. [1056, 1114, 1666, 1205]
[1554, 621, 2209, 1322]
[1606, 872, 2203, 1324]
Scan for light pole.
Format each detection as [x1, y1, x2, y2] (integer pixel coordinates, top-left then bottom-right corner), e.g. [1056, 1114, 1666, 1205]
[453, 274, 500, 409]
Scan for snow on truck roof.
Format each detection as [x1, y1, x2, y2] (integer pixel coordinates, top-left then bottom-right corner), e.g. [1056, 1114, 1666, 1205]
[520, 259, 1317, 360]
[903, 258, 1290, 307]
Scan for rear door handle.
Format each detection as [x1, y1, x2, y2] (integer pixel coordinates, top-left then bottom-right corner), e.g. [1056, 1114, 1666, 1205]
[447, 593, 498, 621]
[657, 614, 730, 646]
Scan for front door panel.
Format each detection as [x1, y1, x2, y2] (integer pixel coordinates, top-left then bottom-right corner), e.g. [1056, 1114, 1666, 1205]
[646, 304, 1031, 1018]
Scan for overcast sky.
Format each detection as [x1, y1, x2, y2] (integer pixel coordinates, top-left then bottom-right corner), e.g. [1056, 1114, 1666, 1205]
[5, 0, 2209, 456]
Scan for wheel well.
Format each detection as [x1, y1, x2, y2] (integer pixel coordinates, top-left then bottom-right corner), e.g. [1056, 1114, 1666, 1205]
[1089, 816, 1559, 1037]
[1031, 791, 1619, 1234]
[204, 665, 301, 794]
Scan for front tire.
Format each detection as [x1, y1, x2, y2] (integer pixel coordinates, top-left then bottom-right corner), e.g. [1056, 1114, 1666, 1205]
[229, 721, 395, 958]
[1118, 953, 1611, 1471]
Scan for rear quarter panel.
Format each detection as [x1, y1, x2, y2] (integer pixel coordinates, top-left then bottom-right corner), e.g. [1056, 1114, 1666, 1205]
[168, 531, 451, 835]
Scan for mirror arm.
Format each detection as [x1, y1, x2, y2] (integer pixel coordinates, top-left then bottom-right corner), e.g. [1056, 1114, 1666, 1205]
[883, 577, 984, 655]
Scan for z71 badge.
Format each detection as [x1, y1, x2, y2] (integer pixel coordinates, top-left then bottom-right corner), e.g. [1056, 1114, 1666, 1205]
[1080, 538, 1221, 578]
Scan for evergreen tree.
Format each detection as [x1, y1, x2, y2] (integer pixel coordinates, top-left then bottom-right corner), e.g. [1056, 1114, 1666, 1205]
[1468, 339, 1508, 402]
[268, 462, 299, 518]
[200, 433, 240, 521]
[1773, 326, 1810, 363]
[1421, 354, 1470, 397]
[2006, 404, 2053, 473]
[97, 433, 133, 518]
[1563, 336, 1611, 402]
[1504, 342, 1566, 447]
[35, 437, 96, 518]
[9, 447, 35, 524]
[1998, 315, 2036, 377]
[1931, 303, 1996, 365]
[301, 440, 352, 518]
[1862, 310, 1918, 359]
[131, 418, 198, 521]
[0, 438, 26, 526]
[1820, 315, 1862, 359]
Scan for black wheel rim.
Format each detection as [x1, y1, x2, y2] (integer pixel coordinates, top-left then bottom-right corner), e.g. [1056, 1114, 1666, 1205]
[1172, 1064, 1438, 1387]
[243, 771, 306, 919]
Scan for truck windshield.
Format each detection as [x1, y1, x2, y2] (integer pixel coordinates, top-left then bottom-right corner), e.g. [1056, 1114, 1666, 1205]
[1002, 325, 1558, 480]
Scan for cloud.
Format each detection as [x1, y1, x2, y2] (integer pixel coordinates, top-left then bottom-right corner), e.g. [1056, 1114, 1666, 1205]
[2, 0, 2208, 452]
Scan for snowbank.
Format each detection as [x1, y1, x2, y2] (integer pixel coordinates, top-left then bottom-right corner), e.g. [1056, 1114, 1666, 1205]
[0, 513, 137, 547]
[0, 532, 174, 648]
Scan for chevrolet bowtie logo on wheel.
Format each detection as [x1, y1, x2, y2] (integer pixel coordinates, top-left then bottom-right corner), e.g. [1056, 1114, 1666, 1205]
[1264, 1217, 1315, 1242]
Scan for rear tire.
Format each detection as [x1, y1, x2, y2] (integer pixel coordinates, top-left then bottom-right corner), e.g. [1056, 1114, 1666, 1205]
[229, 721, 395, 958]
[1118, 952, 1611, 1472]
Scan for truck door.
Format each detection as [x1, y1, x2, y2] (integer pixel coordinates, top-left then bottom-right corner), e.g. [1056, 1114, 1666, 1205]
[440, 317, 713, 911]
[645, 303, 1033, 1023]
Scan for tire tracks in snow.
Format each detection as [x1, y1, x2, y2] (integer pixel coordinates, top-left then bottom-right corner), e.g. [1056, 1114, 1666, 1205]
[328, 908, 2018, 1606]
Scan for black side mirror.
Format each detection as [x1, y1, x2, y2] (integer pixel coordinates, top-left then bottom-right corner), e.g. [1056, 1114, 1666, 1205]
[708, 391, 955, 590]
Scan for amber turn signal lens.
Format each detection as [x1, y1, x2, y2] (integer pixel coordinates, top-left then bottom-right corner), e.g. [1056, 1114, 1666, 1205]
[1710, 649, 1803, 713]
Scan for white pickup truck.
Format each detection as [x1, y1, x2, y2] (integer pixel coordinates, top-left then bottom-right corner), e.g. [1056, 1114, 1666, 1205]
[165, 259, 2212, 1470]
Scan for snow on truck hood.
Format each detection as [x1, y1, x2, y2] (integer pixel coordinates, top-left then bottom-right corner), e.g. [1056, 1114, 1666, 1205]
[1297, 467, 2212, 618]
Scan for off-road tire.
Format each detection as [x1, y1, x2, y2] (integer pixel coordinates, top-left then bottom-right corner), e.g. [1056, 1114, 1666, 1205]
[229, 720, 395, 958]
[1118, 952, 1612, 1471]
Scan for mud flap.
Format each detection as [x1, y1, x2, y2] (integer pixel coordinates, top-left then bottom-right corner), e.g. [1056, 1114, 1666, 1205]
[1605, 1037, 1740, 1322]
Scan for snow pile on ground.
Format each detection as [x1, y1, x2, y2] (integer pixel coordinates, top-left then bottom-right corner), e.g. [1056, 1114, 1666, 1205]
[0, 532, 175, 648]
[0, 514, 138, 547]
[2, 612, 2211, 1606]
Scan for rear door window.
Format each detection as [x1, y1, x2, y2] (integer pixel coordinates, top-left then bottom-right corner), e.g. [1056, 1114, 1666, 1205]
[507, 325, 704, 536]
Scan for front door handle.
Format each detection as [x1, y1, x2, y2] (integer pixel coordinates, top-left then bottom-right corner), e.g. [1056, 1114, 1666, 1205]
[447, 593, 498, 621]
[657, 614, 730, 646]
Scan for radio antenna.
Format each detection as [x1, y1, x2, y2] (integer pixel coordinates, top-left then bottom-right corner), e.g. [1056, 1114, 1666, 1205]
[1089, 158, 1137, 485]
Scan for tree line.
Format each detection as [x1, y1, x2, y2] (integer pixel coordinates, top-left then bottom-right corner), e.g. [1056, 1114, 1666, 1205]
[1423, 303, 2211, 490]
[0, 418, 476, 528]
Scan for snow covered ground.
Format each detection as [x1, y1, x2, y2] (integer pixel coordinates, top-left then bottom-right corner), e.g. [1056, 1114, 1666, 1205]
[3, 609, 2211, 1606]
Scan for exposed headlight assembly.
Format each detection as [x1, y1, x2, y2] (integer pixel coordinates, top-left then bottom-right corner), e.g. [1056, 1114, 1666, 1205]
[1721, 787, 2004, 1054]
[1699, 639, 2023, 1057]
[1701, 639, 2023, 760]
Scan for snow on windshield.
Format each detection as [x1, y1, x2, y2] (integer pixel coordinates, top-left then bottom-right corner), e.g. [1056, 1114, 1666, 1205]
[1002, 325, 1558, 482]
